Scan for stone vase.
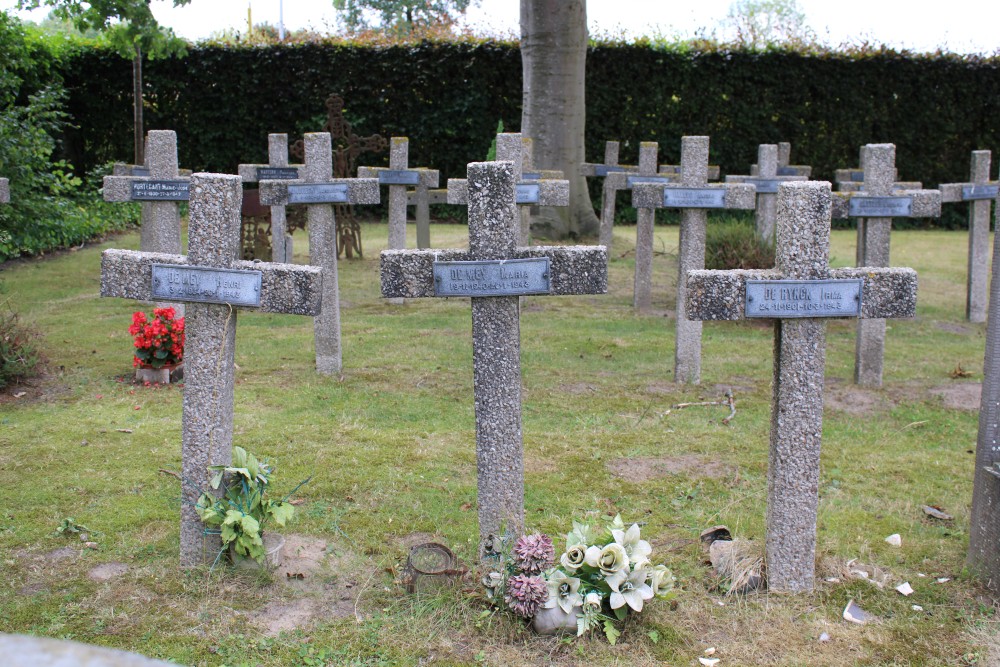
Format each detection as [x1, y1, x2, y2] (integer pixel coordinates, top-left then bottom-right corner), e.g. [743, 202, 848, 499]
[531, 605, 582, 635]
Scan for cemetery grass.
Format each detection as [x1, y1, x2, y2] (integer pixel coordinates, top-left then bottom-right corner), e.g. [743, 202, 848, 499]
[0, 218, 997, 666]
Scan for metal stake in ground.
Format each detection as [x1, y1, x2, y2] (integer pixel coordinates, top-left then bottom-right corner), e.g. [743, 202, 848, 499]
[631, 136, 755, 382]
[830, 144, 941, 387]
[260, 132, 380, 375]
[726, 144, 808, 244]
[939, 150, 999, 323]
[686, 180, 917, 592]
[100, 173, 323, 567]
[238, 133, 304, 264]
[968, 186, 1000, 591]
[381, 160, 606, 556]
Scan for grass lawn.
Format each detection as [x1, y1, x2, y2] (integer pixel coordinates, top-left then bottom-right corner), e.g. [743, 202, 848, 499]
[0, 217, 996, 666]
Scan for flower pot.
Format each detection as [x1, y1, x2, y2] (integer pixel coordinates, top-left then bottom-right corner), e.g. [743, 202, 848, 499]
[230, 532, 286, 570]
[532, 605, 582, 635]
[135, 362, 182, 384]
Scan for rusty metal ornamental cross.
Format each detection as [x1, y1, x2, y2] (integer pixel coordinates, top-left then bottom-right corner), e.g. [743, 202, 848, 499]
[380, 160, 606, 555]
[238, 133, 304, 264]
[685, 180, 917, 593]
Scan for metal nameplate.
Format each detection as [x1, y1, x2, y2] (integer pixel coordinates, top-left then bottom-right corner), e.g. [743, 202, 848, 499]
[777, 166, 798, 176]
[593, 165, 626, 176]
[745, 279, 863, 318]
[130, 167, 150, 177]
[378, 169, 421, 186]
[515, 183, 540, 204]
[257, 167, 299, 180]
[131, 180, 189, 201]
[626, 175, 671, 188]
[850, 170, 865, 182]
[663, 188, 726, 209]
[287, 183, 349, 204]
[745, 178, 783, 193]
[659, 166, 682, 174]
[522, 172, 541, 181]
[848, 196, 913, 217]
[151, 264, 262, 307]
[963, 184, 1000, 201]
[433, 258, 551, 297]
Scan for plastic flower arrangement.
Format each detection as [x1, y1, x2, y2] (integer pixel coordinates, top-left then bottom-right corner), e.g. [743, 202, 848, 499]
[483, 515, 676, 643]
[129, 307, 184, 369]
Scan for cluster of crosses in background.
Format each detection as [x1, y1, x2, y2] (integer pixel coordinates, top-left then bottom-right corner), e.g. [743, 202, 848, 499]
[94, 116, 1000, 593]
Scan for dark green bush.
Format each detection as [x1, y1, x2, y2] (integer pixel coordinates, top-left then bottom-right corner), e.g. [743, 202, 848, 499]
[705, 215, 775, 270]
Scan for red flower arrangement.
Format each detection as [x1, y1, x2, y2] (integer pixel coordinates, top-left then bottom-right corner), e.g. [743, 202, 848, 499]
[129, 307, 185, 369]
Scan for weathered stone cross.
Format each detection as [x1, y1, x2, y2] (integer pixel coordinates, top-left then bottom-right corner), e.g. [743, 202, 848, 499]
[259, 132, 380, 375]
[753, 142, 812, 178]
[0, 177, 8, 204]
[100, 173, 323, 567]
[103, 130, 189, 256]
[726, 143, 808, 244]
[581, 141, 635, 251]
[939, 150, 999, 323]
[238, 133, 304, 264]
[686, 180, 917, 592]
[358, 136, 440, 255]
[631, 137, 755, 383]
[381, 160, 607, 554]
[830, 144, 940, 387]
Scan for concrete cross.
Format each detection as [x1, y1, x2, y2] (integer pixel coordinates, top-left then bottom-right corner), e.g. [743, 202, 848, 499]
[686, 180, 917, 592]
[259, 132, 380, 375]
[103, 130, 188, 256]
[358, 137, 440, 256]
[601, 142, 660, 257]
[238, 133, 304, 264]
[631, 136, 755, 384]
[752, 142, 813, 178]
[830, 144, 941, 387]
[968, 194, 1000, 592]
[726, 144, 809, 243]
[381, 160, 607, 555]
[581, 141, 636, 252]
[100, 173, 323, 567]
[939, 150, 998, 323]
[0, 177, 8, 204]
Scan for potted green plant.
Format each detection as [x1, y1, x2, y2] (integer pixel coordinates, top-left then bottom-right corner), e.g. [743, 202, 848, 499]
[129, 307, 184, 384]
[195, 446, 306, 568]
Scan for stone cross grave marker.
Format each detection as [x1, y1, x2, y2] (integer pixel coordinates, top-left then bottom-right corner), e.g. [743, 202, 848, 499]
[260, 132, 380, 375]
[104, 130, 189, 256]
[358, 137, 440, 256]
[100, 173, 323, 567]
[238, 133, 304, 264]
[939, 150, 998, 323]
[751, 142, 812, 177]
[727, 144, 809, 244]
[968, 193, 1000, 591]
[581, 141, 637, 252]
[0, 177, 8, 204]
[686, 180, 917, 592]
[830, 144, 940, 387]
[381, 160, 607, 554]
[631, 136, 755, 384]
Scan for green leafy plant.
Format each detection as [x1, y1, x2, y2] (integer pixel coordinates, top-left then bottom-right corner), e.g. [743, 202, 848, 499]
[195, 446, 308, 564]
[705, 215, 775, 270]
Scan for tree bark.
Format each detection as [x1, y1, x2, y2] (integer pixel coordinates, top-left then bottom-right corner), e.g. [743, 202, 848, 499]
[520, 0, 599, 239]
[133, 43, 144, 166]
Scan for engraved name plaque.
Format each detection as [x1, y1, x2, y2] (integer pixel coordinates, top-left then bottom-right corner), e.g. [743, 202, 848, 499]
[593, 165, 626, 177]
[378, 169, 421, 186]
[287, 183, 349, 204]
[151, 264, 262, 307]
[515, 183, 540, 204]
[626, 175, 672, 188]
[963, 184, 1000, 201]
[848, 196, 913, 217]
[257, 167, 299, 180]
[662, 188, 726, 209]
[849, 170, 865, 182]
[131, 180, 189, 201]
[777, 166, 798, 176]
[522, 172, 541, 181]
[131, 167, 150, 177]
[745, 279, 863, 318]
[744, 178, 782, 193]
[433, 258, 551, 297]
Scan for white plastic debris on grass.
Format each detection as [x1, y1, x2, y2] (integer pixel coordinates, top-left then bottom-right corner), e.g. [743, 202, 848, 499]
[895, 582, 914, 596]
[884, 533, 902, 547]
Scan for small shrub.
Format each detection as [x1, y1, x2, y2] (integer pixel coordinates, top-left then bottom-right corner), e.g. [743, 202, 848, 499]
[705, 216, 775, 270]
[0, 302, 40, 388]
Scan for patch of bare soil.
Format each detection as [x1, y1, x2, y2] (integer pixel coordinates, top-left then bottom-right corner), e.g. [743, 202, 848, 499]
[824, 381, 893, 416]
[88, 562, 129, 582]
[558, 382, 599, 395]
[0, 371, 72, 406]
[928, 383, 981, 410]
[935, 321, 975, 335]
[606, 454, 735, 482]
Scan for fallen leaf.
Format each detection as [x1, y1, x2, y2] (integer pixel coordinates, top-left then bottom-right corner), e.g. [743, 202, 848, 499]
[13, 392, 26, 398]
[83, 542, 99, 549]
[288, 499, 305, 506]
[704, 647, 717, 656]
[133, 406, 141, 410]
[460, 503, 472, 512]
[698, 658, 719, 667]
[116, 429, 133, 433]
[936, 577, 950, 584]
[921, 505, 953, 521]
[949, 363, 973, 378]
[912, 604, 924, 611]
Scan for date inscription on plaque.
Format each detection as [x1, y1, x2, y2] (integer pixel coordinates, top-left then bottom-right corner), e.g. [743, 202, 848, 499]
[433, 258, 551, 297]
[515, 184, 540, 204]
[745, 279, 862, 318]
[663, 188, 726, 209]
[744, 178, 782, 193]
[848, 196, 913, 217]
[287, 183, 349, 204]
[593, 165, 627, 177]
[378, 170, 421, 186]
[257, 167, 299, 180]
[151, 264, 262, 307]
[131, 180, 189, 201]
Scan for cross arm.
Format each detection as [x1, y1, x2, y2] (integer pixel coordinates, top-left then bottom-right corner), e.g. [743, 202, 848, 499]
[684, 267, 917, 320]
[237, 163, 304, 183]
[103, 175, 190, 202]
[258, 178, 380, 206]
[661, 165, 722, 180]
[445, 178, 569, 206]
[380, 245, 608, 298]
[831, 190, 941, 218]
[357, 167, 441, 188]
[838, 181, 922, 193]
[580, 162, 637, 177]
[100, 249, 323, 316]
[939, 181, 999, 203]
[631, 182, 756, 209]
[0, 178, 8, 203]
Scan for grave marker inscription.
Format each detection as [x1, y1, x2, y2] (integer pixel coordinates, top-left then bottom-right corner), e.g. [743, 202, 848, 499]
[238, 134, 304, 264]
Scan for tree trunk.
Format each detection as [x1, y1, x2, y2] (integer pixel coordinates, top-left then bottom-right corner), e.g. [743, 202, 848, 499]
[133, 43, 144, 166]
[520, 0, 599, 239]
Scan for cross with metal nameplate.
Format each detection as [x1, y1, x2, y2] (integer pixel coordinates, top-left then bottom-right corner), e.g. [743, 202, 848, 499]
[726, 144, 809, 244]
[581, 141, 636, 252]
[686, 180, 917, 592]
[358, 137, 440, 256]
[830, 144, 941, 387]
[238, 133, 304, 264]
[100, 173, 323, 568]
[381, 160, 607, 556]
[259, 132, 380, 375]
[631, 136, 755, 384]
[939, 150, 998, 323]
[752, 142, 812, 178]
[0, 177, 8, 204]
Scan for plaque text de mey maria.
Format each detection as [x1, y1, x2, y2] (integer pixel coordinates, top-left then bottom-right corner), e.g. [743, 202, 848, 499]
[432, 258, 551, 297]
